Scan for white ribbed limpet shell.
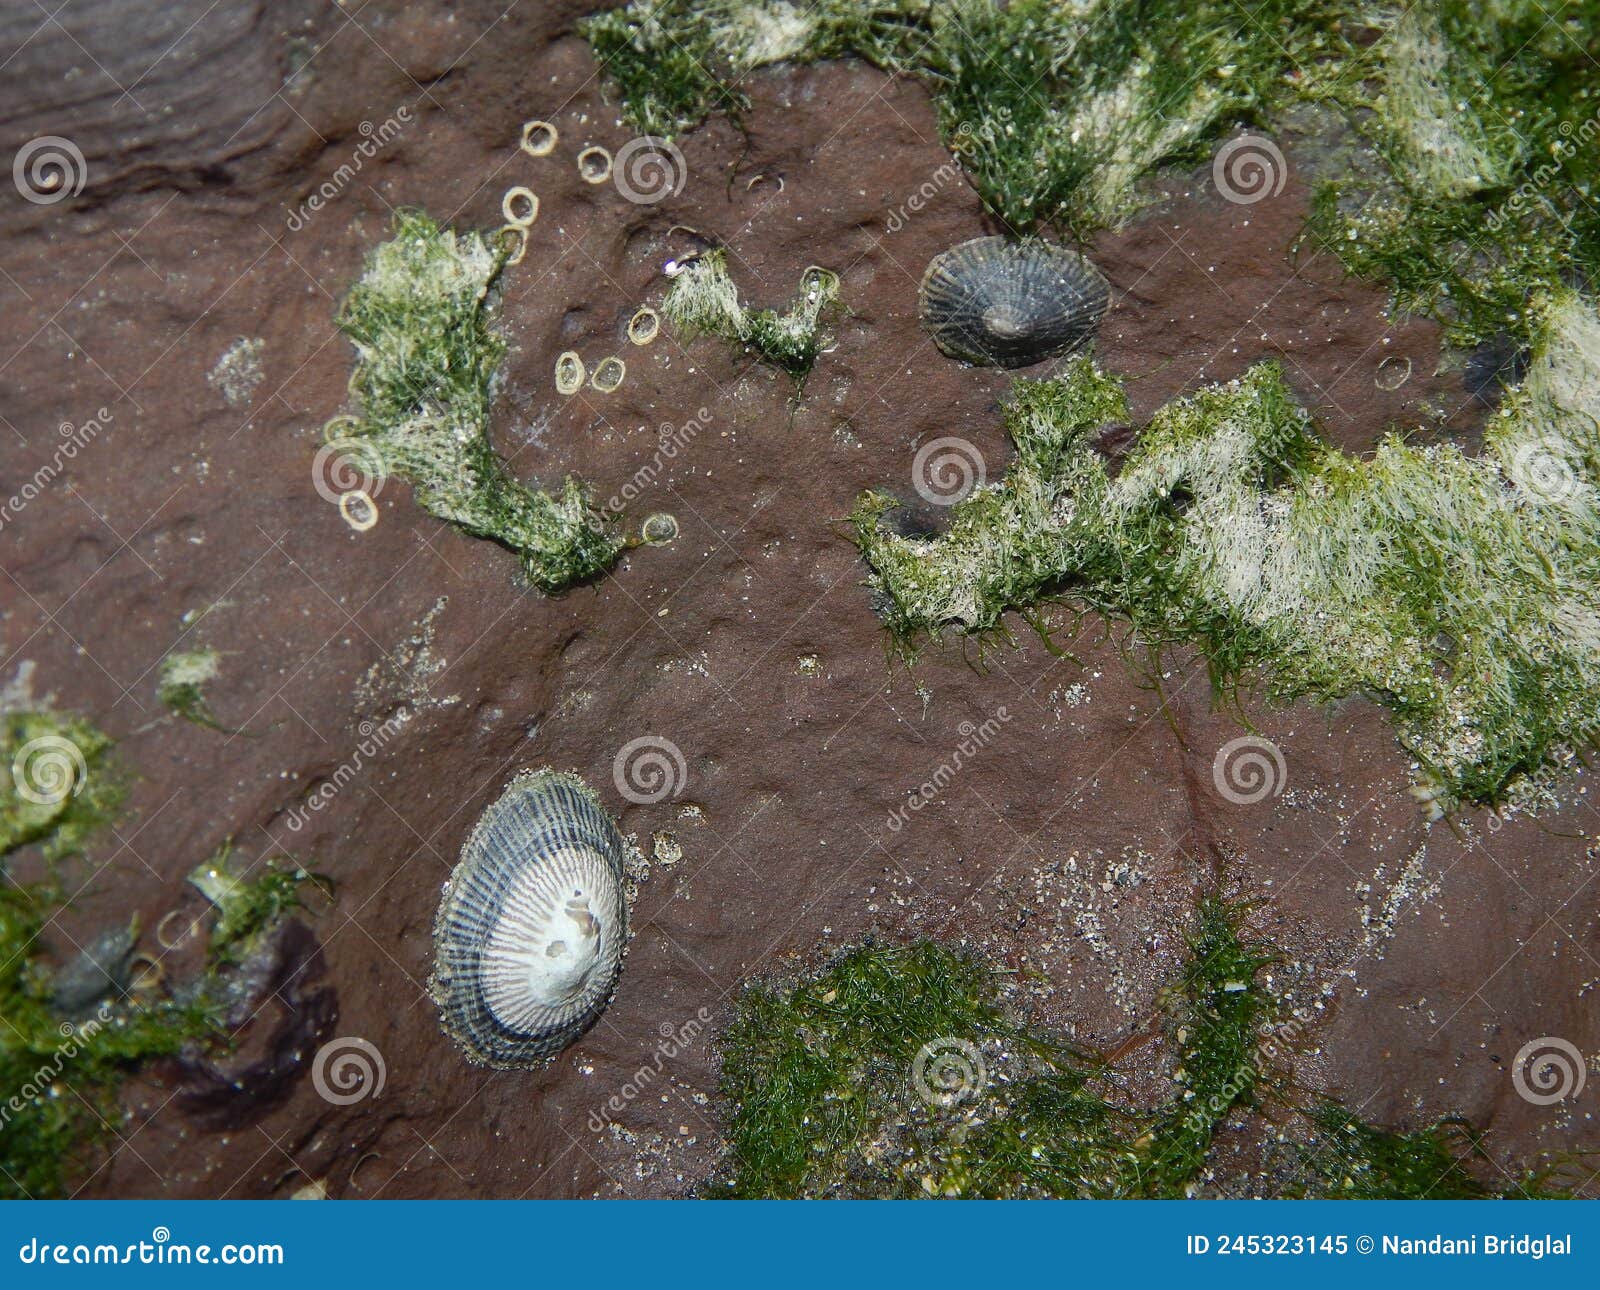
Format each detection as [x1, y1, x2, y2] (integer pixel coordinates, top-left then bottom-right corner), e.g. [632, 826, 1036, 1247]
[429, 770, 628, 1068]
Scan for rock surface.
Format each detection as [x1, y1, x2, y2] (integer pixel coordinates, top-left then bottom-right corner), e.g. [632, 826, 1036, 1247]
[1, 1, 1595, 1197]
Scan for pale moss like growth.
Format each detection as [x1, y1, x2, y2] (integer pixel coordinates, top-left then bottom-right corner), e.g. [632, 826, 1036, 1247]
[157, 649, 222, 730]
[856, 294, 1600, 812]
[583, 0, 1301, 236]
[1, 711, 122, 862]
[1371, 8, 1521, 201]
[1308, 2, 1600, 349]
[335, 212, 624, 593]
[663, 250, 840, 379]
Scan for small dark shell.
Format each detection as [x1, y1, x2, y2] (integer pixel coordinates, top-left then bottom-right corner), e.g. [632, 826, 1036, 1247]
[429, 770, 627, 1068]
[918, 236, 1109, 369]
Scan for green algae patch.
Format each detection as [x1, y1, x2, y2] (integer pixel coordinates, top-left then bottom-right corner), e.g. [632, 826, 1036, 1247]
[582, 0, 1308, 236]
[662, 251, 840, 380]
[332, 212, 624, 593]
[856, 294, 1600, 812]
[1293, 1107, 1497, 1199]
[157, 649, 223, 730]
[1306, 3, 1600, 351]
[716, 898, 1270, 1198]
[188, 843, 331, 967]
[0, 714, 215, 1199]
[716, 898, 1546, 1198]
[0, 882, 216, 1199]
[715, 939, 1146, 1198]
[1, 711, 123, 862]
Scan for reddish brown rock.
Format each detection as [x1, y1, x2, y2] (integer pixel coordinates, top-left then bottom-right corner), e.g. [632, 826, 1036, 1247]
[2, 1, 1594, 1199]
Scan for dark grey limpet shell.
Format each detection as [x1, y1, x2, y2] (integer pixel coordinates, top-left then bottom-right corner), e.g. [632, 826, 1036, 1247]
[429, 770, 627, 1068]
[918, 236, 1110, 369]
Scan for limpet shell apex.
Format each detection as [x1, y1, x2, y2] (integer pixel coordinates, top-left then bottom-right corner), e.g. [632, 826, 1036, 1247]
[430, 770, 628, 1068]
[918, 236, 1110, 369]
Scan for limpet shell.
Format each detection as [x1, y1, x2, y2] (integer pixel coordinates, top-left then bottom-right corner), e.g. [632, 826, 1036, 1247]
[640, 512, 679, 545]
[555, 351, 585, 395]
[519, 120, 558, 157]
[430, 770, 628, 1068]
[339, 488, 378, 532]
[918, 236, 1109, 369]
[501, 186, 539, 228]
[577, 146, 613, 185]
[628, 307, 659, 346]
[591, 356, 626, 393]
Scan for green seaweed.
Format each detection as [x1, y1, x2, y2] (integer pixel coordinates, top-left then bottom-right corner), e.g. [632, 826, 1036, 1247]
[1, 711, 122, 863]
[333, 211, 624, 593]
[716, 897, 1269, 1198]
[157, 649, 224, 731]
[188, 843, 330, 966]
[0, 880, 215, 1199]
[716, 897, 1546, 1198]
[0, 714, 216, 1199]
[1293, 1106, 1497, 1199]
[1305, 3, 1600, 350]
[662, 251, 840, 380]
[581, 0, 1311, 236]
[1144, 897, 1273, 1191]
[856, 293, 1600, 812]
